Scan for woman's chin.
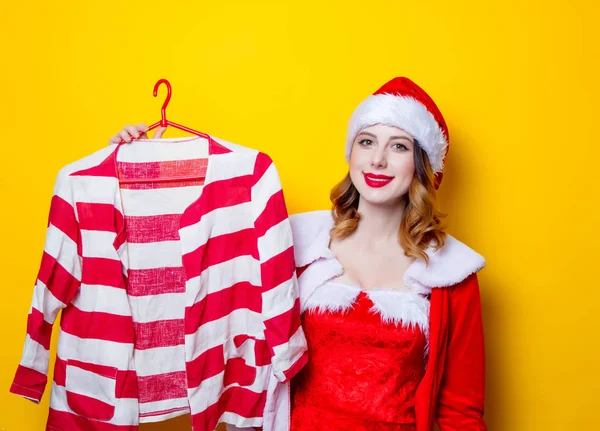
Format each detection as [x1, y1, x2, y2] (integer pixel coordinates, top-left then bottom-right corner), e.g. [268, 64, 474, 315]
[358, 191, 404, 208]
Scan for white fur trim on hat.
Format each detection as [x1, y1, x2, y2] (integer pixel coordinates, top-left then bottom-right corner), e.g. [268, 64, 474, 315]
[346, 94, 448, 173]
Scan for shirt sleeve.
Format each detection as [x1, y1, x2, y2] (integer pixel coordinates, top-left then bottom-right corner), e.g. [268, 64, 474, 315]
[252, 152, 308, 383]
[10, 170, 83, 403]
[436, 273, 487, 431]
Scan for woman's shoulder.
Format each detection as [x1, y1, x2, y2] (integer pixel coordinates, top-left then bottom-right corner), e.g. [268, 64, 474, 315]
[405, 234, 486, 290]
[289, 210, 334, 267]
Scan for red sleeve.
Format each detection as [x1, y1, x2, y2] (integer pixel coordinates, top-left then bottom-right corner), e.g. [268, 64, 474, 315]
[436, 273, 487, 431]
[10, 172, 82, 403]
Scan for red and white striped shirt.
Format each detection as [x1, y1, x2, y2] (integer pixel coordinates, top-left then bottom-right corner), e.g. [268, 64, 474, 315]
[10, 136, 308, 431]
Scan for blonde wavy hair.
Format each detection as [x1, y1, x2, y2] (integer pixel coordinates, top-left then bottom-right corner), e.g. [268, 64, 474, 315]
[330, 142, 447, 264]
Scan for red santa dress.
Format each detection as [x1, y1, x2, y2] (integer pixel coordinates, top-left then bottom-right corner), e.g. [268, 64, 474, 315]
[276, 210, 487, 431]
[291, 274, 431, 431]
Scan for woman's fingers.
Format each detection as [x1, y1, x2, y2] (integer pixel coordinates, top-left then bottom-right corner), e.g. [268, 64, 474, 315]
[135, 124, 149, 140]
[124, 124, 141, 139]
[109, 123, 159, 145]
[118, 129, 134, 143]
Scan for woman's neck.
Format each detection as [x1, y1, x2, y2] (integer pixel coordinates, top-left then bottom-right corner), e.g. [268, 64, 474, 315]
[353, 197, 406, 246]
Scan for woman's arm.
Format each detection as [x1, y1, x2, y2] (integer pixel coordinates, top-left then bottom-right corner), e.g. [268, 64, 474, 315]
[436, 273, 487, 431]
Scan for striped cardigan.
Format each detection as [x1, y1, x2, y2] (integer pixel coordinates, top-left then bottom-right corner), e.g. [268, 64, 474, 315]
[10, 136, 308, 431]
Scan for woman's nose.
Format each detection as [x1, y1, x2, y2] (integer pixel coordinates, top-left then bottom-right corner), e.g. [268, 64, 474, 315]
[370, 148, 387, 169]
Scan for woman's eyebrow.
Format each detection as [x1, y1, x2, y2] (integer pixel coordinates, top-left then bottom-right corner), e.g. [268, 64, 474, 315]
[389, 135, 414, 142]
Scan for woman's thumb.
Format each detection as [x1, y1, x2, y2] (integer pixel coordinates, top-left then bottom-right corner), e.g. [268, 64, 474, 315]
[153, 126, 167, 139]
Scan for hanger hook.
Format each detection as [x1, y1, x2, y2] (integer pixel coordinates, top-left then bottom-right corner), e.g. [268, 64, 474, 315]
[153, 79, 172, 127]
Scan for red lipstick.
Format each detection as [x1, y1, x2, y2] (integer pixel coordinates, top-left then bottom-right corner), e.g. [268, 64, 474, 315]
[363, 172, 394, 188]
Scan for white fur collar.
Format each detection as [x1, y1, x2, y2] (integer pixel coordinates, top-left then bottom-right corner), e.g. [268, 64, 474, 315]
[290, 210, 486, 290]
[304, 280, 430, 334]
[291, 210, 337, 267]
[304, 280, 361, 315]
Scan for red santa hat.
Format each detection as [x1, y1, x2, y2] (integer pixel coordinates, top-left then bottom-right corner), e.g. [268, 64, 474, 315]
[346, 77, 449, 188]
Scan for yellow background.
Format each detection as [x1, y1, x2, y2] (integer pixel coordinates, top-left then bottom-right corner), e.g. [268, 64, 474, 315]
[0, 0, 598, 430]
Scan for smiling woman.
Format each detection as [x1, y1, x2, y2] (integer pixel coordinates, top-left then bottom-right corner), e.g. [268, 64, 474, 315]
[288, 77, 486, 431]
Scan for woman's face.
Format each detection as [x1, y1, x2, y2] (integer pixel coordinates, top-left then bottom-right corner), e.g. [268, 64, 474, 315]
[349, 124, 416, 206]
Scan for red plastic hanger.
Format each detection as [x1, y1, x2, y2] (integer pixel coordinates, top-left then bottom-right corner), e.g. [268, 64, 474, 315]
[118, 79, 209, 185]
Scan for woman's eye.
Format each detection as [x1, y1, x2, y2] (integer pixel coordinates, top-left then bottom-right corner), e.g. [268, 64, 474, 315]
[359, 139, 374, 146]
[392, 143, 408, 150]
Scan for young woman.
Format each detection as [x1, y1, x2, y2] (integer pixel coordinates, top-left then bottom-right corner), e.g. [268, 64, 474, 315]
[111, 77, 487, 431]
